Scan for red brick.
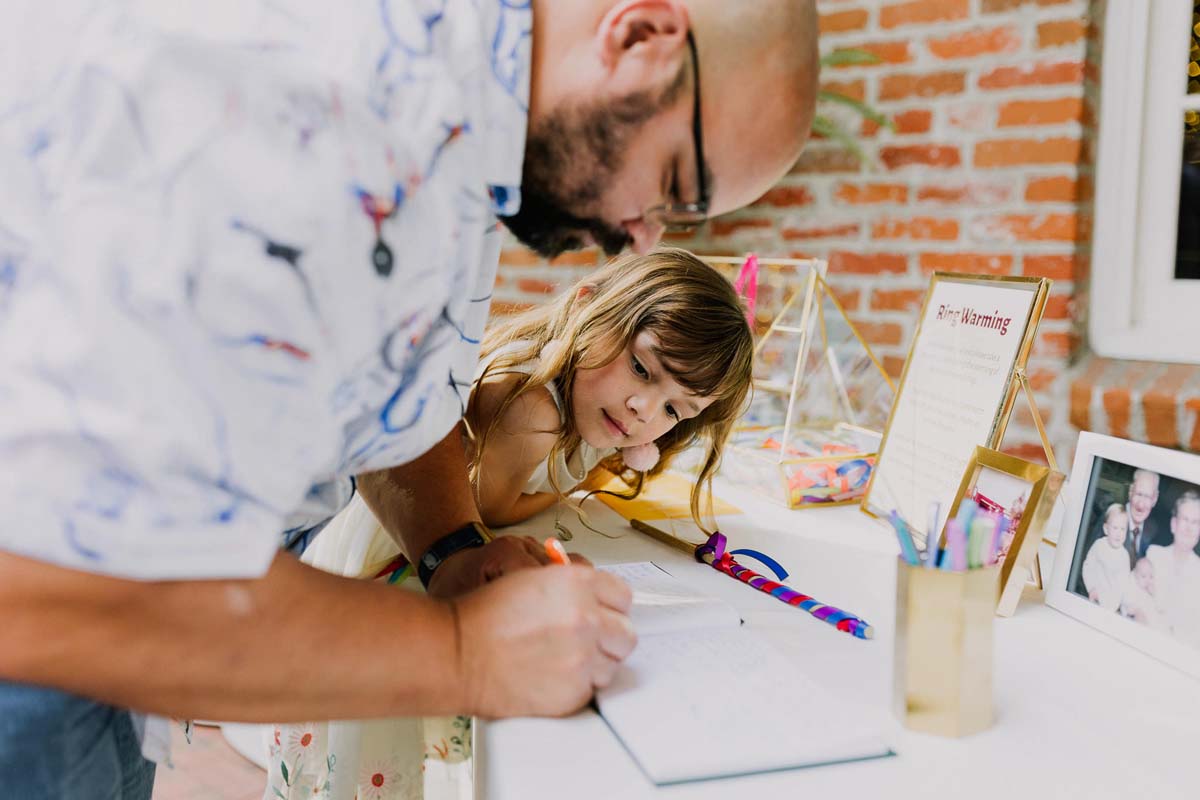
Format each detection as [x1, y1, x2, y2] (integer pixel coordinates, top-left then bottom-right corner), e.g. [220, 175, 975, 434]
[709, 218, 773, 237]
[880, 145, 961, 169]
[1037, 19, 1087, 48]
[975, 213, 1078, 242]
[1022, 254, 1075, 279]
[1070, 377, 1092, 430]
[997, 98, 1083, 127]
[983, 0, 1073, 10]
[548, 250, 602, 266]
[834, 182, 909, 204]
[1025, 175, 1079, 202]
[872, 217, 960, 240]
[916, 181, 1012, 204]
[880, 0, 969, 29]
[791, 147, 862, 174]
[828, 251, 909, 274]
[1187, 398, 1200, 452]
[514, 278, 555, 295]
[499, 248, 600, 267]
[489, 301, 535, 316]
[918, 252, 1014, 275]
[1143, 391, 1181, 449]
[829, 286, 862, 312]
[820, 7, 870, 33]
[975, 137, 1081, 167]
[850, 319, 906, 346]
[1041, 293, 1072, 320]
[499, 248, 541, 266]
[979, 61, 1084, 89]
[781, 222, 862, 240]
[870, 288, 926, 311]
[865, 108, 934, 137]
[1014, 405, 1053, 429]
[928, 27, 1021, 60]
[1102, 386, 1132, 439]
[1001, 443, 1050, 466]
[1035, 330, 1077, 359]
[883, 355, 907, 378]
[756, 185, 816, 207]
[879, 71, 966, 101]
[895, 109, 933, 134]
[830, 42, 913, 68]
[821, 79, 866, 102]
[1027, 369, 1058, 391]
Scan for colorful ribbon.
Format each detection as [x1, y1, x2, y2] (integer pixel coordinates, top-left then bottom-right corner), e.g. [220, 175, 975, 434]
[733, 253, 759, 326]
[695, 532, 874, 640]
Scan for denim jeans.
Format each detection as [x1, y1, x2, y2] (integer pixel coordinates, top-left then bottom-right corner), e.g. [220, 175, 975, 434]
[0, 681, 156, 800]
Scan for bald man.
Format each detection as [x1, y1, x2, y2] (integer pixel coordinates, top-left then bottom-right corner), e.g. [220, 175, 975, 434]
[0, 1, 817, 795]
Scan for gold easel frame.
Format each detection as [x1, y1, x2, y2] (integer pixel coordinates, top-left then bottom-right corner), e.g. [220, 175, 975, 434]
[941, 446, 1064, 616]
[861, 272, 1056, 601]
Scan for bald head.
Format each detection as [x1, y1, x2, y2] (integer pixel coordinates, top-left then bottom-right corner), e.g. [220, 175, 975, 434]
[687, 0, 819, 212]
[510, 0, 820, 256]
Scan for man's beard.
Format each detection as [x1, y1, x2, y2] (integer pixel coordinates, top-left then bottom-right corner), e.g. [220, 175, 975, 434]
[500, 70, 687, 258]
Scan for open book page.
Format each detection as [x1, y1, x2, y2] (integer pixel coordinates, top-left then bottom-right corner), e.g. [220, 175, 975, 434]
[596, 627, 893, 785]
[599, 562, 741, 636]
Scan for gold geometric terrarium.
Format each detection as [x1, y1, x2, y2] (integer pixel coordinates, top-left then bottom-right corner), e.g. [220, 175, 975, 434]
[703, 255, 895, 509]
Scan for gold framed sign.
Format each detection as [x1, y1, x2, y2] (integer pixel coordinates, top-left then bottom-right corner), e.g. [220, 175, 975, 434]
[940, 446, 1063, 617]
[862, 272, 1052, 548]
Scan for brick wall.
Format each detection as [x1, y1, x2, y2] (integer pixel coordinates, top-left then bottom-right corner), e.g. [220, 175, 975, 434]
[494, 0, 1100, 466]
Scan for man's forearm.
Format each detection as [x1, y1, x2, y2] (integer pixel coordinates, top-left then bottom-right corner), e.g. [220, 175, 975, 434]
[0, 551, 466, 722]
[357, 422, 481, 559]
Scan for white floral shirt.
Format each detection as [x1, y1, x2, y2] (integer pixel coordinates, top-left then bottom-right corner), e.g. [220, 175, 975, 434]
[0, 0, 531, 579]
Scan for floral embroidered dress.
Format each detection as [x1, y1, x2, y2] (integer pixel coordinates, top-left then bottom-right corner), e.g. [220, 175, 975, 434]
[0, 0, 530, 765]
[264, 499, 471, 800]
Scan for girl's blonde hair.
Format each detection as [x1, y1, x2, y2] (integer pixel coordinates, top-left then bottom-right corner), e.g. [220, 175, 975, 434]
[469, 247, 754, 531]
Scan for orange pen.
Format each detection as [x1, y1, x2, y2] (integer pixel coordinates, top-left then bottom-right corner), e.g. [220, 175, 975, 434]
[543, 537, 570, 565]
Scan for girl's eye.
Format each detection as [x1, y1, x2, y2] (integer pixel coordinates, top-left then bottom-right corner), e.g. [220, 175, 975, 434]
[666, 403, 679, 421]
[631, 356, 649, 378]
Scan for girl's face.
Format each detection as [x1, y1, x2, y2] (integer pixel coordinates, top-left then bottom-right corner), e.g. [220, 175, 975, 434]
[1104, 511, 1128, 547]
[571, 330, 715, 450]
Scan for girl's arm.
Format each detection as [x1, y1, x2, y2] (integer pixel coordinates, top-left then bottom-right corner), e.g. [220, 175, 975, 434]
[468, 373, 562, 528]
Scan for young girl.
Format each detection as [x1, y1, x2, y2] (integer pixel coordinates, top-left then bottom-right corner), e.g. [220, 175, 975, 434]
[468, 247, 754, 529]
[261, 248, 754, 800]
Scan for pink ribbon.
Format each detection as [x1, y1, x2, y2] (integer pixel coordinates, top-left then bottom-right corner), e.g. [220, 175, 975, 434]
[733, 253, 759, 326]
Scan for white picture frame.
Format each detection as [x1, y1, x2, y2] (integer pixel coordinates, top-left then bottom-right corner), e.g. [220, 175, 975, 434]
[1047, 432, 1200, 680]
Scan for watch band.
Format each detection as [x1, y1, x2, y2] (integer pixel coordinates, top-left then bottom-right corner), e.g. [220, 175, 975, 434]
[417, 521, 491, 589]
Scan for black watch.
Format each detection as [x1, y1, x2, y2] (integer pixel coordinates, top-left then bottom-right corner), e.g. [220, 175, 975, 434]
[417, 521, 492, 589]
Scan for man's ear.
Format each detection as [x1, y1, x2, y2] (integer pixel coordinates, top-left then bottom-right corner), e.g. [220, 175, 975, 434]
[575, 284, 597, 301]
[595, 0, 689, 93]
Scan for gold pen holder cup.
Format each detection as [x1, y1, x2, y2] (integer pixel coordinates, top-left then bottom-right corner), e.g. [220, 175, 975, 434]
[893, 559, 1000, 737]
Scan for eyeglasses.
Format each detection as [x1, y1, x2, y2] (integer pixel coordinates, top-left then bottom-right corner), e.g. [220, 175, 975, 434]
[645, 29, 709, 234]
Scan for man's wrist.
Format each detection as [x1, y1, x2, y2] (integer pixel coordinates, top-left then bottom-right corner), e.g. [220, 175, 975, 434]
[417, 521, 492, 589]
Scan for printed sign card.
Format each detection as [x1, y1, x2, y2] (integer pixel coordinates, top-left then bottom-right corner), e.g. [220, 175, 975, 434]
[862, 273, 1050, 540]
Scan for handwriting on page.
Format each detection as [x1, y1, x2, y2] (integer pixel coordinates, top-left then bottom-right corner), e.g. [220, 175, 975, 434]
[597, 628, 890, 785]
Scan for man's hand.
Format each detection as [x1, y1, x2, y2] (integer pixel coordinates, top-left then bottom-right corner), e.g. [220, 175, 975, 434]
[453, 564, 636, 718]
[428, 535, 591, 598]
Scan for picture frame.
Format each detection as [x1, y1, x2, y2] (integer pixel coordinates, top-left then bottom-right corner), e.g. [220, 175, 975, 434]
[1046, 432, 1200, 680]
[941, 446, 1064, 617]
[862, 273, 1051, 547]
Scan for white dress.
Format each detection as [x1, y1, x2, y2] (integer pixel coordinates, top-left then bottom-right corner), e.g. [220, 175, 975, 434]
[263, 347, 612, 800]
[1081, 538, 1132, 611]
